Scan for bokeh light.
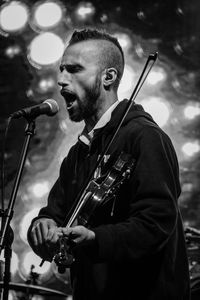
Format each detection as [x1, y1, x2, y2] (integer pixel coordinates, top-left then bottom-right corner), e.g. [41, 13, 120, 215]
[146, 68, 166, 85]
[29, 181, 50, 198]
[0, 1, 29, 33]
[38, 77, 56, 92]
[75, 2, 95, 21]
[140, 97, 171, 127]
[118, 65, 135, 99]
[32, 1, 63, 29]
[184, 104, 200, 120]
[28, 32, 64, 67]
[0, 250, 19, 276]
[135, 43, 144, 58]
[19, 208, 41, 244]
[19, 251, 52, 282]
[181, 141, 200, 157]
[5, 45, 21, 58]
[114, 33, 132, 51]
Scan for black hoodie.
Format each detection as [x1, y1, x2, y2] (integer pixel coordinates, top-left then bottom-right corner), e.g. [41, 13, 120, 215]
[28, 100, 190, 300]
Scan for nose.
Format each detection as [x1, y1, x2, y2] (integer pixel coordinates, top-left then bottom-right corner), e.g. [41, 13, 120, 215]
[57, 70, 71, 87]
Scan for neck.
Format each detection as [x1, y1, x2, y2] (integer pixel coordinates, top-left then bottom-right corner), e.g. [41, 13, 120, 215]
[84, 92, 118, 132]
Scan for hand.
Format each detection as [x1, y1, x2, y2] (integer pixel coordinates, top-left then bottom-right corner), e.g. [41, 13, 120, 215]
[30, 218, 63, 261]
[61, 225, 95, 245]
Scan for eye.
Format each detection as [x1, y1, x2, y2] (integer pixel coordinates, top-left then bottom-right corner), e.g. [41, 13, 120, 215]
[59, 65, 64, 72]
[67, 65, 82, 73]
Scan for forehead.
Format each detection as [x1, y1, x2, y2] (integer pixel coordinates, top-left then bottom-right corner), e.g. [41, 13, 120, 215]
[61, 40, 102, 65]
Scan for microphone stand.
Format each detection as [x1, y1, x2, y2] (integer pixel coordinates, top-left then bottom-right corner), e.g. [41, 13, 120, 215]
[0, 118, 36, 300]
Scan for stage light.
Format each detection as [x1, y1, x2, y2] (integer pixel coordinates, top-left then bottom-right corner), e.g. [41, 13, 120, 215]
[184, 104, 200, 120]
[38, 77, 55, 92]
[28, 32, 64, 67]
[75, 2, 95, 20]
[19, 251, 52, 282]
[118, 65, 135, 99]
[0, 250, 19, 276]
[26, 89, 34, 98]
[5, 45, 21, 58]
[29, 181, 50, 198]
[146, 68, 166, 85]
[0, 1, 29, 33]
[174, 41, 183, 55]
[182, 182, 193, 193]
[135, 43, 144, 58]
[32, 1, 63, 30]
[114, 33, 132, 50]
[140, 97, 170, 127]
[19, 208, 41, 244]
[181, 142, 200, 157]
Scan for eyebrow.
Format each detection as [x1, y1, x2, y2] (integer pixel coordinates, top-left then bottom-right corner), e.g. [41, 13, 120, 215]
[59, 63, 83, 72]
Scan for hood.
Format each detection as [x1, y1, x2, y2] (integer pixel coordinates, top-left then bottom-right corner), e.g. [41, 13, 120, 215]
[94, 99, 158, 136]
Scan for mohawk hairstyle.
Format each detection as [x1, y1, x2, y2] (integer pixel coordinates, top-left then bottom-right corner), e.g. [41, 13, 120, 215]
[67, 28, 125, 89]
[68, 28, 124, 64]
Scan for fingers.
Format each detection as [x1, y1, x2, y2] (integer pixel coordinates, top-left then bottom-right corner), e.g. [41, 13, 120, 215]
[61, 227, 74, 237]
[31, 223, 39, 246]
[60, 226, 95, 244]
[35, 222, 44, 245]
[40, 221, 49, 242]
[46, 227, 62, 243]
[31, 221, 45, 246]
[31, 218, 59, 246]
[30, 218, 63, 261]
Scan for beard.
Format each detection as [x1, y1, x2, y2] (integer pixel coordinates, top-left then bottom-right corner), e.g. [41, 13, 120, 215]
[68, 76, 101, 122]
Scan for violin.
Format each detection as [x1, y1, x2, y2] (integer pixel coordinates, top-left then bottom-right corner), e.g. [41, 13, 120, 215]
[53, 151, 136, 271]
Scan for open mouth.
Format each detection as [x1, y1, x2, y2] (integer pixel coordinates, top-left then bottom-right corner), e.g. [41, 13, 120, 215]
[60, 90, 77, 109]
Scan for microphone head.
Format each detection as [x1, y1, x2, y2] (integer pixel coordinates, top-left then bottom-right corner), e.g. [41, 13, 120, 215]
[44, 99, 59, 116]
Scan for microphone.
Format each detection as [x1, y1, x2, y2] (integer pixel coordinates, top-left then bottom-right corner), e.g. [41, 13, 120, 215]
[10, 99, 59, 119]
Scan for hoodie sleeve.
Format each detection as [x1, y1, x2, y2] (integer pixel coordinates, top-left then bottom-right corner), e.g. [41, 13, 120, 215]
[92, 126, 181, 263]
[27, 152, 72, 251]
[35, 144, 79, 226]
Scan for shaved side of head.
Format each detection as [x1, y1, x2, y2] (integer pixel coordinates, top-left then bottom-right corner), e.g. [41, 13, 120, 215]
[67, 28, 125, 90]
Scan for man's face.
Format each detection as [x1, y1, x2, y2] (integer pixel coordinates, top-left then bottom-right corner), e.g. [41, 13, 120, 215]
[58, 40, 103, 122]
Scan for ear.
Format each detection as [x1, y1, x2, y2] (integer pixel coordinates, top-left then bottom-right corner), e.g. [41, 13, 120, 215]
[102, 68, 118, 89]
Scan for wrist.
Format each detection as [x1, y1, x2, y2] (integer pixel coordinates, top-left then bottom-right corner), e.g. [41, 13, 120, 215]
[88, 229, 95, 241]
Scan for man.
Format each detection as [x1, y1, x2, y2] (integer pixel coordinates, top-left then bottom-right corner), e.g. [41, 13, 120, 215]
[28, 28, 190, 299]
